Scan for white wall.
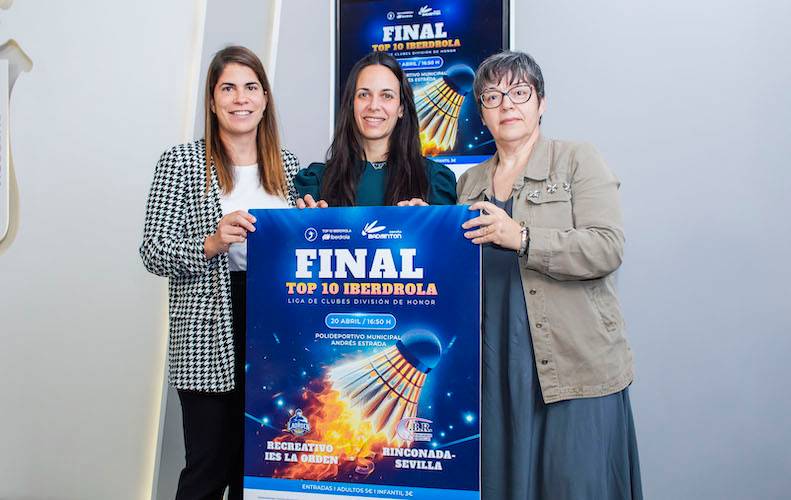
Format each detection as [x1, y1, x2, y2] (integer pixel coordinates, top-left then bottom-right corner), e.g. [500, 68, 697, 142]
[2, 1, 790, 499]
[0, 1, 201, 499]
[514, 1, 791, 498]
[274, 0, 333, 166]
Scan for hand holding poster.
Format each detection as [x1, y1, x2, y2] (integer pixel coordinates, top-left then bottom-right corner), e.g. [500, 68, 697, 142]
[244, 206, 481, 499]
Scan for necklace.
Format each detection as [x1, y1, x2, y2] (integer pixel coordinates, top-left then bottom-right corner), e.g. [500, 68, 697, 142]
[370, 160, 387, 170]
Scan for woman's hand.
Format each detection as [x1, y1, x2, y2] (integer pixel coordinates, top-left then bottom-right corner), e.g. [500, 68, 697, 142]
[295, 194, 329, 209]
[462, 201, 522, 250]
[396, 198, 429, 207]
[204, 210, 256, 259]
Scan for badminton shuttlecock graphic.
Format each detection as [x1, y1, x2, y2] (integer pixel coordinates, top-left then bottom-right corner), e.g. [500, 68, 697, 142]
[328, 330, 442, 442]
[415, 64, 475, 155]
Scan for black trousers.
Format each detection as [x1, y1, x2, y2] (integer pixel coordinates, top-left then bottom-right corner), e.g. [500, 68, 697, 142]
[175, 271, 246, 500]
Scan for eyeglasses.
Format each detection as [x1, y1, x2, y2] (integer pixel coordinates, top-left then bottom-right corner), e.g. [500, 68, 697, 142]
[479, 85, 533, 109]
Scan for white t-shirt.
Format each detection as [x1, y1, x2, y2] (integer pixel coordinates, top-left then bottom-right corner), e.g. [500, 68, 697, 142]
[219, 164, 289, 271]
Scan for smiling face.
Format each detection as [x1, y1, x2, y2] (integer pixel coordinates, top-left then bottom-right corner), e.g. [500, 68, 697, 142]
[211, 62, 267, 140]
[353, 64, 404, 148]
[480, 75, 545, 145]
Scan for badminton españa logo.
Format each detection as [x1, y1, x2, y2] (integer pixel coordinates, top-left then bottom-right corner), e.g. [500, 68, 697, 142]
[362, 220, 402, 240]
[361, 220, 384, 236]
[418, 5, 442, 17]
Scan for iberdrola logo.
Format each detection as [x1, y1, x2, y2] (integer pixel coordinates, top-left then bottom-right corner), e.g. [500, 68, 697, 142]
[361, 220, 385, 237]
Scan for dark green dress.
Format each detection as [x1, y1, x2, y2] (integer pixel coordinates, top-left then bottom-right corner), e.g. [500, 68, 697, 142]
[482, 197, 643, 500]
[293, 158, 457, 206]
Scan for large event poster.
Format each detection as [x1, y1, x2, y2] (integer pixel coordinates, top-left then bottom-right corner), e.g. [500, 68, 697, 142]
[244, 206, 481, 500]
[336, 0, 509, 166]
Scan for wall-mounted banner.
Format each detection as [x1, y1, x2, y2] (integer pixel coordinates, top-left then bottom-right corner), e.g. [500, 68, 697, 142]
[336, 0, 509, 166]
[244, 206, 481, 500]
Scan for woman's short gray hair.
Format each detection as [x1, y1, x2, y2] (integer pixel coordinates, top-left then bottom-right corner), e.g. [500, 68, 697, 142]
[473, 51, 545, 108]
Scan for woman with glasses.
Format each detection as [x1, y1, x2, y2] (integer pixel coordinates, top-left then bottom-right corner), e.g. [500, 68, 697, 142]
[294, 51, 456, 207]
[140, 46, 300, 499]
[457, 51, 643, 499]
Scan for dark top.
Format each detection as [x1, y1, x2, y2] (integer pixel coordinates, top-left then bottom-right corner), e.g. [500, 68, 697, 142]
[481, 196, 642, 499]
[293, 157, 457, 206]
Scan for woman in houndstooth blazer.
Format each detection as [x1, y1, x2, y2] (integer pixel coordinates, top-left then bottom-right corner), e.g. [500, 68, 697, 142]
[140, 46, 299, 500]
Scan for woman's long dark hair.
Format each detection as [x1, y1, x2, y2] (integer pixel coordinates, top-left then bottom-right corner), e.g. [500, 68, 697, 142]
[321, 52, 428, 206]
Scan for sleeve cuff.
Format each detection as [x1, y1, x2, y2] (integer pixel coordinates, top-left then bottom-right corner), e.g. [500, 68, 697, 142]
[523, 225, 551, 274]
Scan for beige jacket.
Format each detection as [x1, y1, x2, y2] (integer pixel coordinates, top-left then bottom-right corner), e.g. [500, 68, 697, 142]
[457, 136, 634, 403]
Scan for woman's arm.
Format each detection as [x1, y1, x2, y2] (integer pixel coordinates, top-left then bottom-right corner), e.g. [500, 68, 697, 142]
[294, 163, 329, 208]
[293, 163, 325, 202]
[139, 148, 214, 278]
[428, 159, 457, 205]
[281, 148, 302, 206]
[524, 143, 624, 281]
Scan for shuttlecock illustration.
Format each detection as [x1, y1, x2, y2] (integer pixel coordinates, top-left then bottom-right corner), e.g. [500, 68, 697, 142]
[414, 64, 475, 155]
[328, 330, 442, 441]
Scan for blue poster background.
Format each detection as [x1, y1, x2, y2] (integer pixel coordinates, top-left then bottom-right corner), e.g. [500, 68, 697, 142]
[337, 0, 507, 165]
[244, 206, 481, 498]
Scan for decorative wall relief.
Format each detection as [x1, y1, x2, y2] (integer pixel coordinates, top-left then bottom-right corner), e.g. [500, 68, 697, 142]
[0, 7, 33, 250]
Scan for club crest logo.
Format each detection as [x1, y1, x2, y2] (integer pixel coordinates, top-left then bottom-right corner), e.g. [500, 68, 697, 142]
[286, 408, 311, 436]
[396, 417, 433, 442]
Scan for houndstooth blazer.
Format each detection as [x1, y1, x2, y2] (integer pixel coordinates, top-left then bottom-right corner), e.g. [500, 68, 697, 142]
[140, 139, 299, 392]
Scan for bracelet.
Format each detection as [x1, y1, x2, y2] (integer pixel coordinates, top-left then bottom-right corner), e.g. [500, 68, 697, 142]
[517, 222, 529, 257]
